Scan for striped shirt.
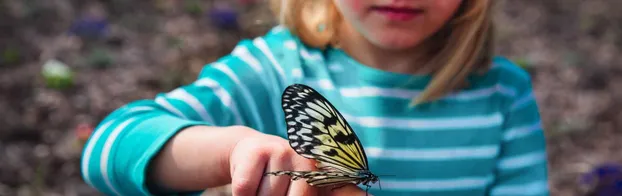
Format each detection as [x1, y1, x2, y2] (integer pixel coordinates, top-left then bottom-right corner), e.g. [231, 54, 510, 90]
[80, 25, 550, 196]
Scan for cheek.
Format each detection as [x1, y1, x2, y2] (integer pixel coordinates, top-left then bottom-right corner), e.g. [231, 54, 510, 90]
[434, 0, 463, 19]
[437, 0, 463, 9]
[338, 0, 365, 14]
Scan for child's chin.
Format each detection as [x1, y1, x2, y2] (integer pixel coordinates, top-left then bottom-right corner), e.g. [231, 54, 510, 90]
[367, 30, 427, 51]
[372, 37, 424, 51]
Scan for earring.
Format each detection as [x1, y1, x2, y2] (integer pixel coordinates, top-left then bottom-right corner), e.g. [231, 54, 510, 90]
[317, 23, 327, 32]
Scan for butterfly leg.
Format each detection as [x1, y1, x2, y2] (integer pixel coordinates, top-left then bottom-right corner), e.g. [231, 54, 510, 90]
[365, 184, 371, 196]
[265, 171, 307, 181]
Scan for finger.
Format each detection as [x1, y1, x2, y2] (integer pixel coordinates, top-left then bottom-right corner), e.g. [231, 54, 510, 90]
[258, 149, 292, 196]
[287, 179, 318, 196]
[322, 184, 372, 196]
[230, 149, 269, 196]
[286, 157, 319, 196]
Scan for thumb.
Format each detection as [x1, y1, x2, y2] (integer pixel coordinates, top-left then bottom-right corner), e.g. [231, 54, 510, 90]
[320, 184, 373, 196]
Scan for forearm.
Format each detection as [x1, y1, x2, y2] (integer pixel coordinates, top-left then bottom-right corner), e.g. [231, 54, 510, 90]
[146, 125, 261, 193]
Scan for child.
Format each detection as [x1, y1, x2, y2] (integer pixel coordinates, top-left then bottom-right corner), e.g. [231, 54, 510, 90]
[81, 0, 550, 195]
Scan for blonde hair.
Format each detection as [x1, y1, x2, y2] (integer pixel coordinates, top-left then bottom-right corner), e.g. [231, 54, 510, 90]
[270, 0, 494, 106]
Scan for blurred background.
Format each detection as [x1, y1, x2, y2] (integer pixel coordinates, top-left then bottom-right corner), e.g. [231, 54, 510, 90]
[0, 0, 620, 195]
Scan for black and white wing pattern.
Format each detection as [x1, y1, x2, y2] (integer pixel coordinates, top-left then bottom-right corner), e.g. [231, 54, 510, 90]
[265, 84, 378, 192]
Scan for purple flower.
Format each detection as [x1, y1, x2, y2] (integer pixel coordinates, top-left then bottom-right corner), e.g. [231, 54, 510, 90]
[207, 6, 239, 30]
[68, 16, 109, 39]
[580, 163, 622, 196]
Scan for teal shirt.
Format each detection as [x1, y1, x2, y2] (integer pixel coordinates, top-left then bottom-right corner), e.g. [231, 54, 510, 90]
[80, 26, 549, 196]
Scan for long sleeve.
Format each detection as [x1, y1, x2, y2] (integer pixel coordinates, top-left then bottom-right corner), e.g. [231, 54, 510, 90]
[488, 73, 550, 196]
[79, 26, 303, 195]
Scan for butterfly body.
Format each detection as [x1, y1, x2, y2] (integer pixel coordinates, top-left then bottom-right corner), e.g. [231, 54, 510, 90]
[265, 84, 379, 194]
[265, 170, 378, 187]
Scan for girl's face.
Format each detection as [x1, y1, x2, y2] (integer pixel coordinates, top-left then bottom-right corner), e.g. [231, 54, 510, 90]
[333, 0, 463, 51]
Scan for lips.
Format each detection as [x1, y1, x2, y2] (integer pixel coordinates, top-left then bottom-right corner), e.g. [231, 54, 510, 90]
[371, 6, 424, 21]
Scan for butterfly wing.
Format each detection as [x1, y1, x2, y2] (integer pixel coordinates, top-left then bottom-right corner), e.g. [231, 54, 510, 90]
[266, 171, 364, 187]
[280, 84, 369, 174]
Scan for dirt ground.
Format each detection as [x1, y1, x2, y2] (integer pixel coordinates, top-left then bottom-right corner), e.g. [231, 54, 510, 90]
[0, 0, 620, 195]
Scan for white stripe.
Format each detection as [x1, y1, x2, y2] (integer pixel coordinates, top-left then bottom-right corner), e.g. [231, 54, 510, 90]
[305, 79, 335, 90]
[292, 68, 302, 78]
[342, 113, 503, 130]
[81, 120, 114, 187]
[375, 176, 493, 191]
[126, 106, 154, 113]
[272, 25, 286, 33]
[491, 181, 549, 195]
[328, 63, 344, 72]
[449, 84, 516, 100]
[340, 86, 417, 99]
[155, 97, 188, 119]
[504, 121, 542, 141]
[339, 84, 517, 100]
[300, 48, 322, 60]
[232, 45, 263, 73]
[231, 46, 273, 91]
[498, 151, 546, 170]
[284, 40, 297, 50]
[252, 36, 289, 132]
[252, 38, 286, 85]
[117, 106, 155, 118]
[213, 63, 264, 128]
[497, 84, 518, 97]
[100, 118, 138, 196]
[232, 44, 282, 126]
[490, 62, 501, 69]
[194, 78, 243, 125]
[365, 146, 499, 161]
[511, 91, 534, 111]
[166, 89, 214, 123]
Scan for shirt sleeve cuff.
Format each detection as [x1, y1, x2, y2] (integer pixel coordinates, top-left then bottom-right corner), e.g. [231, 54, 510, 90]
[112, 115, 212, 195]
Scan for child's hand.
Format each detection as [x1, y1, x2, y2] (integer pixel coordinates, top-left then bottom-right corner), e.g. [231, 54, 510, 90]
[228, 126, 371, 196]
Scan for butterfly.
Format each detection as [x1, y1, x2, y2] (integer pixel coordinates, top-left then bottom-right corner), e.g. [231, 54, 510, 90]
[264, 83, 379, 194]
